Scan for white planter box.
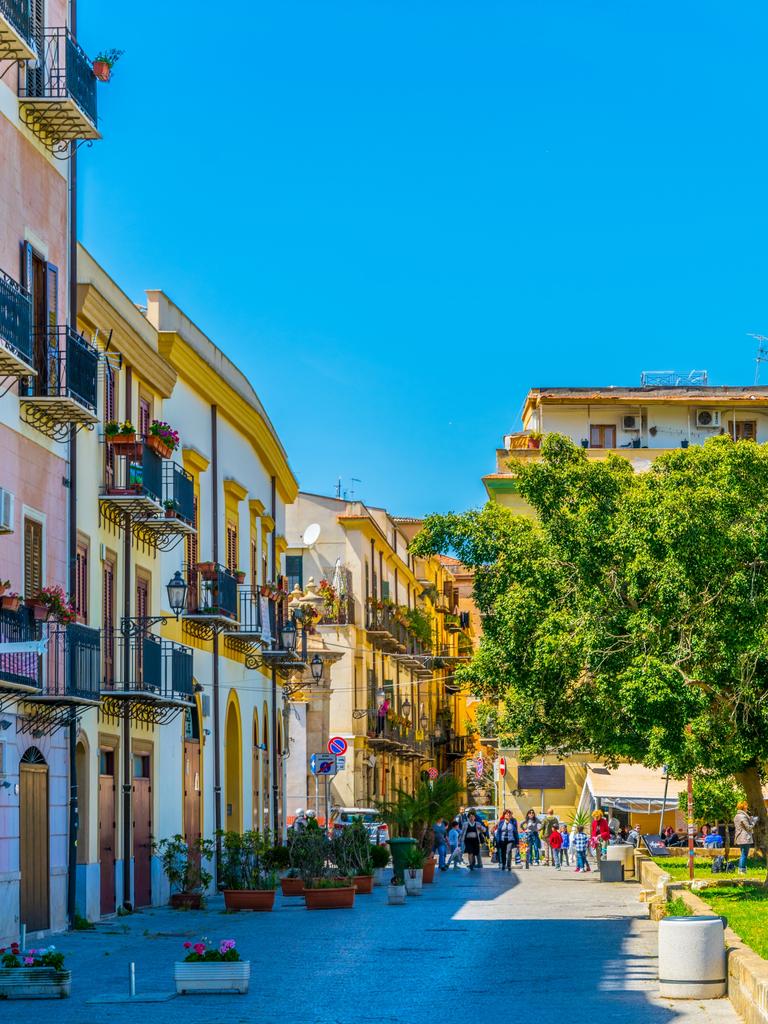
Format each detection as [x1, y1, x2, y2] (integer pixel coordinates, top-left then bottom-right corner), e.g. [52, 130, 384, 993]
[404, 869, 423, 895]
[373, 868, 390, 887]
[174, 961, 251, 995]
[0, 968, 71, 999]
[388, 884, 406, 905]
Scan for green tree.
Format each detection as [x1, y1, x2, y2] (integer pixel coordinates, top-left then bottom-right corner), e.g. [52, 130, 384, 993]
[679, 773, 745, 856]
[411, 435, 768, 878]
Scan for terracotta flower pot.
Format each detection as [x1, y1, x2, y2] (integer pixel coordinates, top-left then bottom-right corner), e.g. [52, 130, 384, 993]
[27, 600, 48, 622]
[146, 434, 172, 459]
[169, 891, 202, 910]
[280, 876, 305, 897]
[304, 886, 356, 910]
[165, 508, 177, 518]
[0, 595, 20, 613]
[422, 858, 436, 884]
[93, 60, 111, 82]
[223, 888, 276, 912]
[235, 571, 246, 585]
[352, 874, 374, 894]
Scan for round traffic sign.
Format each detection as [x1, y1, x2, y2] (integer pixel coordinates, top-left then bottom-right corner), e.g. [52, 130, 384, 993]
[427, 767, 438, 780]
[328, 736, 348, 756]
[498, 757, 506, 777]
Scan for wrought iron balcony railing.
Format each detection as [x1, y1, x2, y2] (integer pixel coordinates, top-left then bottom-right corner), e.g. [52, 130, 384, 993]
[0, 612, 100, 702]
[102, 435, 163, 504]
[102, 631, 193, 701]
[18, 28, 99, 148]
[164, 460, 194, 525]
[319, 594, 355, 626]
[185, 563, 238, 622]
[0, 268, 33, 375]
[18, 325, 99, 439]
[0, 0, 35, 61]
[0, 605, 40, 691]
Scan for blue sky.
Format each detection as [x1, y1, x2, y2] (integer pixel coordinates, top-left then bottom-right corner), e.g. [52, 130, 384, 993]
[78, 2, 768, 516]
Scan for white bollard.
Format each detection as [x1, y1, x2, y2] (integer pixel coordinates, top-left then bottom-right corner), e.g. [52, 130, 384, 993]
[658, 916, 726, 999]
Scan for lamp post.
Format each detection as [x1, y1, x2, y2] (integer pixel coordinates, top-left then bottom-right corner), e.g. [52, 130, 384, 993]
[166, 571, 188, 619]
[310, 654, 324, 683]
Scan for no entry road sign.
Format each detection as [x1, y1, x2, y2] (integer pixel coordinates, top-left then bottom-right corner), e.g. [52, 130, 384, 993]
[328, 736, 348, 756]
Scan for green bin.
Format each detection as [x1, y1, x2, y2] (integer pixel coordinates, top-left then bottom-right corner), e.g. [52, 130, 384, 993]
[389, 837, 417, 879]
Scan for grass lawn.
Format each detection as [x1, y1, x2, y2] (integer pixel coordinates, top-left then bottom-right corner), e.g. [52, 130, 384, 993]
[698, 886, 768, 959]
[654, 855, 766, 881]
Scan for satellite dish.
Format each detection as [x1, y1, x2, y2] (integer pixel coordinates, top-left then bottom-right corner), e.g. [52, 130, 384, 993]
[302, 523, 321, 547]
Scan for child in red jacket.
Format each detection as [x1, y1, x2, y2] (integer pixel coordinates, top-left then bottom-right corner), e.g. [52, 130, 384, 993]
[547, 824, 563, 869]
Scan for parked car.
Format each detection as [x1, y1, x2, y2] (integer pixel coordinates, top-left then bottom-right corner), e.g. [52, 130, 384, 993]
[330, 807, 390, 845]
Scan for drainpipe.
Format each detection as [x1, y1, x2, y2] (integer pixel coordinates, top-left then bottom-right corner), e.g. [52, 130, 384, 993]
[211, 407, 222, 880]
[270, 475, 279, 835]
[121, 368, 133, 909]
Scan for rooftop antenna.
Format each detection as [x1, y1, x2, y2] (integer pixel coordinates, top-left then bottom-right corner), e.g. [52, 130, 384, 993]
[748, 334, 768, 385]
[349, 478, 361, 501]
[335, 476, 342, 499]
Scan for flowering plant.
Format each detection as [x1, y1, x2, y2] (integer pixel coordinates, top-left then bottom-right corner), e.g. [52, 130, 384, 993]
[0, 943, 65, 971]
[33, 586, 76, 624]
[181, 938, 240, 963]
[104, 420, 135, 436]
[150, 420, 180, 451]
[318, 578, 338, 611]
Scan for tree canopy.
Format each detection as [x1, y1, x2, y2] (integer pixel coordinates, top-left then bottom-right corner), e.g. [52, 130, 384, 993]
[411, 435, 768, 848]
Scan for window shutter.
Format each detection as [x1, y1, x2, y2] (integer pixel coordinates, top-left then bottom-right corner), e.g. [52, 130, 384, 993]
[103, 560, 114, 684]
[226, 523, 238, 572]
[23, 518, 42, 597]
[136, 577, 149, 620]
[139, 398, 151, 437]
[186, 495, 199, 571]
[285, 555, 303, 591]
[20, 241, 33, 292]
[76, 543, 88, 621]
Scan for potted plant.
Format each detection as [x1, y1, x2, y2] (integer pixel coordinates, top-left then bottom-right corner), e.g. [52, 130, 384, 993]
[527, 430, 543, 449]
[264, 843, 291, 875]
[234, 569, 246, 585]
[217, 829, 278, 911]
[292, 826, 355, 909]
[147, 419, 180, 459]
[0, 591, 20, 613]
[163, 500, 178, 519]
[278, 840, 305, 895]
[388, 875, 406, 905]
[28, 586, 76, 624]
[196, 561, 218, 581]
[92, 48, 124, 83]
[0, 942, 70, 999]
[154, 834, 214, 909]
[0, 579, 9, 596]
[331, 819, 374, 893]
[174, 938, 249, 995]
[403, 844, 424, 895]
[371, 842, 390, 886]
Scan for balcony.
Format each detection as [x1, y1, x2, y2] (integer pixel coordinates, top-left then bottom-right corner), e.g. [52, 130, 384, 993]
[362, 709, 430, 758]
[0, 605, 42, 696]
[18, 325, 98, 439]
[446, 735, 468, 759]
[18, 27, 99, 151]
[0, 0, 35, 61]
[223, 587, 269, 661]
[0, 269, 35, 378]
[365, 605, 407, 653]
[101, 630, 193, 725]
[181, 563, 239, 640]
[319, 594, 355, 626]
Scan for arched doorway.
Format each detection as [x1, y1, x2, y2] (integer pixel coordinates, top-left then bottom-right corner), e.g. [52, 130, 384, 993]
[261, 703, 270, 830]
[252, 713, 261, 830]
[20, 746, 49, 931]
[225, 694, 242, 833]
[98, 746, 116, 915]
[183, 702, 202, 849]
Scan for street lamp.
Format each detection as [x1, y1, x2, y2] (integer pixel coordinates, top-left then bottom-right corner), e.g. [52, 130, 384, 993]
[310, 654, 324, 682]
[419, 712, 428, 732]
[402, 698, 412, 721]
[166, 571, 188, 619]
[280, 618, 297, 653]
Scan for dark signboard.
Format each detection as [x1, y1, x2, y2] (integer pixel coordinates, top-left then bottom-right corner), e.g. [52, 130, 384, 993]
[641, 834, 672, 857]
[517, 765, 566, 790]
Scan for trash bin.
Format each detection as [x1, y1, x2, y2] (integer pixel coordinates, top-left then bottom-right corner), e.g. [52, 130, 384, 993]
[606, 844, 635, 878]
[599, 859, 624, 882]
[658, 916, 726, 999]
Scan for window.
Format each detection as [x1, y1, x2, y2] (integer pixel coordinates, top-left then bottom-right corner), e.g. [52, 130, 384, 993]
[104, 369, 117, 488]
[589, 424, 617, 449]
[251, 540, 259, 585]
[139, 395, 152, 438]
[733, 421, 757, 441]
[186, 495, 199, 606]
[103, 556, 115, 685]
[23, 517, 42, 597]
[75, 539, 88, 622]
[226, 522, 238, 573]
[136, 573, 150, 620]
[285, 555, 303, 592]
[381, 580, 390, 600]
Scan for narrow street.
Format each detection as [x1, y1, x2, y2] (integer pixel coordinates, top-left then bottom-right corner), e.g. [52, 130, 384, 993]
[43, 867, 739, 1024]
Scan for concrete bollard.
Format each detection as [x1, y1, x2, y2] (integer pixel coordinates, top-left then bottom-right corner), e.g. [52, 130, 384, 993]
[606, 844, 635, 878]
[658, 916, 727, 999]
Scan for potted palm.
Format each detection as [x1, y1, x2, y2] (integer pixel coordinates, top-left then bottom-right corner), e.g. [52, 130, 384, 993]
[0, 943, 70, 999]
[388, 875, 406, 905]
[218, 829, 278, 911]
[154, 834, 214, 909]
[174, 938, 249, 995]
[292, 826, 356, 909]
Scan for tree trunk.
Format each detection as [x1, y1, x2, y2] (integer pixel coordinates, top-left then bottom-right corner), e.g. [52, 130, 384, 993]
[734, 765, 768, 886]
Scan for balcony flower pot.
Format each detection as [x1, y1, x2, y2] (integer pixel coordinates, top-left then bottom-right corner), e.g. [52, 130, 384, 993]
[0, 967, 71, 999]
[109, 434, 138, 454]
[165, 508, 177, 519]
[174, 961, 250, 995]
[93, 60, 111, 82]
[280, 876, 305, 897]
[404, 868, 423, 895]
[169, 891, 203, 910]
[235, 571, 246, 585]
[388, 881, 406, 905]
[222, 889, 275, 912]
[27, 599, 48, 622]
[303, 885, 356, 910]
[196, 561, 218, 581]
[422, 857, 436, 884]
[146, 434, 172, 459]
[0, 594, 20, 613]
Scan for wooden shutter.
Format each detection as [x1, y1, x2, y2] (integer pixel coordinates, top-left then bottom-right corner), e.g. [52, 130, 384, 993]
[251, 540, 258, 584]
[136, 575, 149, 620]
[105, 368, 116, 422]
[45, 263, 58, 393]
[75, 542, 88, 622]
[23, 518, 42, 597]
[226, 523, 238, 572]
[139, 397, 151, 437]
[103, 559, 115, 685]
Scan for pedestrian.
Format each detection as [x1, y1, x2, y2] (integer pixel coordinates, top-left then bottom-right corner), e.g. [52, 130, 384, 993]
[559, 824, 570, 866]
[521, 809, 541, 869]
[734, 801, 758, 875]
[591, 810, 611, 861]
[547, 822, 563, 869]
[495, 809, 519, 871]
[461, 810, 482, 870]
[376, 696, 390, 736]
[703, 828, 723, 849]
[541, 807, 559, 865]
[446, 819, 463, 868]
[607, 809, 621, 838]
[572, 825, 590, 872]
[433, 817, 448, 871]
[292, 808, 308, 833]
[627, 823, 641, 848]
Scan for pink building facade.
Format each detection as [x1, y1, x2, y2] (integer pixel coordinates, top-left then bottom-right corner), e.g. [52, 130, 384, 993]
[0, 0, 100, 943]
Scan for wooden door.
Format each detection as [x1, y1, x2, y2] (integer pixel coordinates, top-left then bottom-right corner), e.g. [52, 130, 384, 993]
[19, 756, 49, 932]
[183, 740, 201, 848]
[98, 750, 116, 915]
[132, 754, 152, 907]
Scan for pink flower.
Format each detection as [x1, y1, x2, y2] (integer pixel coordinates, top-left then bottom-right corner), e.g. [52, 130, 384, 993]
[23, 957, 34, 965]
[219, 939, 235, 954]
[193, 943, 205, 955]
[183, 942, 192, 949]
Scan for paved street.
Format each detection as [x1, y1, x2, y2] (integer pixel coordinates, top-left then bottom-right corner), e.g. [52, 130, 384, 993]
[27, 865, 740, 1024]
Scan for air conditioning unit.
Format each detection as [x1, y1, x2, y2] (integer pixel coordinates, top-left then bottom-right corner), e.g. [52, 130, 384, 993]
[623, 415, 639, 430]
[0, 489, 14, 534]
[696, 409, 721, 429]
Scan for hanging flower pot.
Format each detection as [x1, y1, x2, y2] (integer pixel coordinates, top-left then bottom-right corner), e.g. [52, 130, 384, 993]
[0, 594, 20, 613]
[146, 434, 172, 459]
[235, 571, 246, 585]
[27, 598, 49, 622]
[93, 60, 111, 82]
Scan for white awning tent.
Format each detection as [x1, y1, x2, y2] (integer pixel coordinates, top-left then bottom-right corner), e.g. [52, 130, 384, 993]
[578, 762, 683, 816]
